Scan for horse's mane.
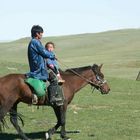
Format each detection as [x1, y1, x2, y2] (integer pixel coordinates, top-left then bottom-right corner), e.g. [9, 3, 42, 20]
[59, 64, 100, 75]
[59, 66, 92, 75]
[66, 66, 91, 73]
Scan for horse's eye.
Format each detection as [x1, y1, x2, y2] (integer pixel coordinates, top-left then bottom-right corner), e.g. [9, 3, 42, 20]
[99, 73, 104, 79]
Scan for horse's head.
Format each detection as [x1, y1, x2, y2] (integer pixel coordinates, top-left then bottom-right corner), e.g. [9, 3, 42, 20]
[90, 64, 110, 94]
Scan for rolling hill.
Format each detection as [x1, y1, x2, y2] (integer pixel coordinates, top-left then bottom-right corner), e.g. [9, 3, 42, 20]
[0, 28, 140, 79]
[0, 29, 140, 140]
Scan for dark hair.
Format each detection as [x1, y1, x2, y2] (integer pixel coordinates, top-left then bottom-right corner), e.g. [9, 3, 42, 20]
[31, 25, 44, 38]
[45, 41, 55, 49]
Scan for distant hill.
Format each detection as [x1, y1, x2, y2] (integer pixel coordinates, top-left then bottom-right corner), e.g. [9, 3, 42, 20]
[0, 28, 140, 79]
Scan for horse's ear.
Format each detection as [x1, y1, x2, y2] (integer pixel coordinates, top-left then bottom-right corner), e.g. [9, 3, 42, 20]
[99, 64, 103, 69]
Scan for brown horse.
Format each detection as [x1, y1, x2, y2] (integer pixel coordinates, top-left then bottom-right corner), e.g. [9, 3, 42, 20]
[0, 64, 110, 140]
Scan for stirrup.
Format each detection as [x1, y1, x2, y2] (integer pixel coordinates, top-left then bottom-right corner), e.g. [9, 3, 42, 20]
[32, 94, 38, 104]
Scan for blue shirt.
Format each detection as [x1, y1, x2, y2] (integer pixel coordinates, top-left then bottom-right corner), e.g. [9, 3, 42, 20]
[26, 38, 55, 80]
[47, 58, 59, 69]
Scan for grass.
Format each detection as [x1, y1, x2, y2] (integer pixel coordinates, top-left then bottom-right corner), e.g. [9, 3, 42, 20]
[0, 28, 140, 139]
[1, 78, 140, 140]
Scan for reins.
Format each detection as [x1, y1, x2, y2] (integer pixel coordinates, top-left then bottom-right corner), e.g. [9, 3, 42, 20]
[57, 59, 100, 87]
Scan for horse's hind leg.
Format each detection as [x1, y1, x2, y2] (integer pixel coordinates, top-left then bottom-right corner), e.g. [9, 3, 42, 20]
[0, 105, 8, 131]
[0, 101, 15, 130]
[10, 103, 29, 140]
[0, 105, 5, 121]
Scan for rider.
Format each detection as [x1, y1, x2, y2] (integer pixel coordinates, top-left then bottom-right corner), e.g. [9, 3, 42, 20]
[45, 41, 65, 85]
[26, 25, 63, 105]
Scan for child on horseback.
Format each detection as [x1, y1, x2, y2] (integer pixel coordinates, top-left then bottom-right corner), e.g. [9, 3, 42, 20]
[26, 25, 64, 105]
[45, 42, 65, 85]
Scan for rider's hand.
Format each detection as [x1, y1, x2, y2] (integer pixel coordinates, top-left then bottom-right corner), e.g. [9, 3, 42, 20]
[49, 64, 54, 69]
[55, 57, 58, 60]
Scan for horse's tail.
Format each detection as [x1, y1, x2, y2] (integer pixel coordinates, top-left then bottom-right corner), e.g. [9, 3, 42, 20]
[17, 113, 24, 126]
[0, 111, 24, 132]
[9, 109, 25, 127]
[0, 105, 8, 132]
[0, 117, 8, 132]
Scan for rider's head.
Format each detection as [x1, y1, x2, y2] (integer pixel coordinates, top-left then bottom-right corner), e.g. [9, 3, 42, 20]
[31, 25, 44, 38]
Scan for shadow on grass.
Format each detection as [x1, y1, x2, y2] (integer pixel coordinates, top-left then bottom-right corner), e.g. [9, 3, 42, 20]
[0, 130, 81, 140]
[0, 131, 46, 140]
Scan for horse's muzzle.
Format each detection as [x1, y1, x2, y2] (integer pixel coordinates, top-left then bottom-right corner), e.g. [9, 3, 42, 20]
[100, 87, 110, 94]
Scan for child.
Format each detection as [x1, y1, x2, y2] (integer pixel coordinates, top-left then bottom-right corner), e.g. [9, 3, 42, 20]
[45, 42, 65, 84]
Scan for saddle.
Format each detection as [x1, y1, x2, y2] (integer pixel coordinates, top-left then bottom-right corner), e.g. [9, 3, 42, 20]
[25, 77, 64, 106]
[25, 77, 47, 97]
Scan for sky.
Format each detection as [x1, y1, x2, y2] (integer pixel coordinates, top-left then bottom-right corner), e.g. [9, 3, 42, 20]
[0, 0, 140, 41]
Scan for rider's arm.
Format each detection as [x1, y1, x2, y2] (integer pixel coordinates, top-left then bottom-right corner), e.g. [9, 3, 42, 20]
[33, 39, 55, 59]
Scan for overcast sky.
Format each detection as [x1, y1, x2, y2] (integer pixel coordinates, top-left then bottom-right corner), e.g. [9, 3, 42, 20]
[0, 0, 140, 41]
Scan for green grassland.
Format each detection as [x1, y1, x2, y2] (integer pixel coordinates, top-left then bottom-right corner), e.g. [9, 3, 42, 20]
[0, 29, 140, 140]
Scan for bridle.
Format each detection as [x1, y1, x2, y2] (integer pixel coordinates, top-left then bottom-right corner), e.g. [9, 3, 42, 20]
[90, 74, 107, 93]
[90, 66, 107, 92]
[58, 60, 107, 92]
[95, 75, 107, 87]
[65, 65, 107, 91]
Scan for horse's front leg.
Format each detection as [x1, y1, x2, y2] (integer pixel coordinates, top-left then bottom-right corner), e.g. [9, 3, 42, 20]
[46, 104, 70, 140]
[10, 103, 30, 140]
[60, 105, 71, 140]
[45, 106, 62, 140]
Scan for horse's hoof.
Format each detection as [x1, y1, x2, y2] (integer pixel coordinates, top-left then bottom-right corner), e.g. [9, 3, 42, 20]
[45, 132, 51, 140]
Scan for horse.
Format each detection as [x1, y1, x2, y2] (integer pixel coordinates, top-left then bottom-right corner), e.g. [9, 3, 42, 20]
[0, 64, 110, 140]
